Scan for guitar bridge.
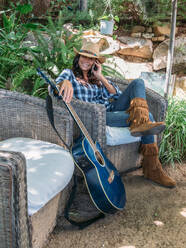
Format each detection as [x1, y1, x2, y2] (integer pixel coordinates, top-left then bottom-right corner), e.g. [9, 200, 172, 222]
[108, 170, 115, 184]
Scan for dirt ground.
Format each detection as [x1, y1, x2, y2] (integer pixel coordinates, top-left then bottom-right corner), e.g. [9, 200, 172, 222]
[44, 163, 186, 248]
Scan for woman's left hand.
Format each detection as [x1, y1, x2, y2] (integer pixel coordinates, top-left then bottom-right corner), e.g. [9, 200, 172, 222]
[92, 60, 116, 94]
[92, 60, 103, 80]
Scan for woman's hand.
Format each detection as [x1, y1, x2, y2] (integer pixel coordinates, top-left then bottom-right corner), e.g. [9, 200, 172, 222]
[92, 60, 103, 80]
[58, 79, 73, 103]
[92, 60, 116, 94]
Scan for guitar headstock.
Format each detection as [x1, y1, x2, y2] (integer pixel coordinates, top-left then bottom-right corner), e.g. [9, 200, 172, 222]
[37, 68, 53, 82]
[37, 68, 58, 90]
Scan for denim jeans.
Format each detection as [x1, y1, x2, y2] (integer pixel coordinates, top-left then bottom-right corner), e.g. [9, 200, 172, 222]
[106, 79, 154, 144]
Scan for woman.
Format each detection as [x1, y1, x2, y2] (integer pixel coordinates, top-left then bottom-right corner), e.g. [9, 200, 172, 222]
[55, 41, 176, 188]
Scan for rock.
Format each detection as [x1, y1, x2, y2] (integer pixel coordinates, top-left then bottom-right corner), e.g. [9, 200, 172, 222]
[117, 36, 153, 59]
[153, 37, 186, 71]
[82, 33, 121, 55]
[173, 76, 186, 99]
[63, 23, 78, 36]
[96, 38, 110, 51]
[116, 53, 149, 63]
[175, 76, 186, 91]
[152, 36, 165, 42]
[22, 31, 64, 62]
[105, 56, 153, 80]
[82, 36, 110, 52]
[131, 25, 145, 33]
[139, 72, 167, 96]
[146, 27, 152, 33]
[131, 32, 142, 38]
[142, 33, 154, 39]
[83, 30, 99, 36]
[153, 23, 178, 37]
[173, 87, 186, 100]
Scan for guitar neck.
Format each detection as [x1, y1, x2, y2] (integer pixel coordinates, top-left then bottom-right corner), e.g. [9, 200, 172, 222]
[36, 69, 96, 151]
[64, 102, 97, 151]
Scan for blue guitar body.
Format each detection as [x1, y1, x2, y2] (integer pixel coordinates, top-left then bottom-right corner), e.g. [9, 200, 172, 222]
[72, 137, 126, 214]
[36, 68, 126, 215]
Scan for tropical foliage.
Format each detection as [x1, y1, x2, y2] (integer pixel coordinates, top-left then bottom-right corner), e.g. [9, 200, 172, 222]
[160, 99, 186, 166]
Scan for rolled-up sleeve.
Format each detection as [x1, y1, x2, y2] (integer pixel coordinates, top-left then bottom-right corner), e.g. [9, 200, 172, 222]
[109, 80, 122, 95]
[101, 79, 122, 100]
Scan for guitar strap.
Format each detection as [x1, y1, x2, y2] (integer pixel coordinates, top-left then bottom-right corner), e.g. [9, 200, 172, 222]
[46, 95, 70, 150]
[46, 95, 105, 229]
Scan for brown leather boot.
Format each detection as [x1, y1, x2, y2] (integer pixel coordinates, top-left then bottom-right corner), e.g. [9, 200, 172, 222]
[140, 143, 176, 188]
[127, 98, 165, 137]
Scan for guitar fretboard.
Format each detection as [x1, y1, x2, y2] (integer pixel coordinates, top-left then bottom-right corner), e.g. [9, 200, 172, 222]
[65, 102, 97, 152]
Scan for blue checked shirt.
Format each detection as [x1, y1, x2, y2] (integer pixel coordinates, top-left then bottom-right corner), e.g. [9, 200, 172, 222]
[56, 69, 122, 110]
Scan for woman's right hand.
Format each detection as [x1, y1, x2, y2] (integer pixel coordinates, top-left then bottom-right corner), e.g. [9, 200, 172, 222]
[58, 79, 73, 103]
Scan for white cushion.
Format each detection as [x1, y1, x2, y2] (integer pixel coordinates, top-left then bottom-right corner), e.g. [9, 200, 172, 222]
[0, 137, 74, 215]
[106, 126, 141, 146]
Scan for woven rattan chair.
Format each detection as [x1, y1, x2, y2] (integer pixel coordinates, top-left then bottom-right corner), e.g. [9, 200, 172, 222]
[51, 77, 167, 173]
[0, 89, 73, 248]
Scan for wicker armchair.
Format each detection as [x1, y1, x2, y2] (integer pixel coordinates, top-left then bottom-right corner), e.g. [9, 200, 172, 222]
[0, 89, 73, 248]
[51, 77, 167, 173]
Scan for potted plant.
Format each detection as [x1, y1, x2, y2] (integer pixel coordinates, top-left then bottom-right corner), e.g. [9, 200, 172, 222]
[99, 14, 119, 35]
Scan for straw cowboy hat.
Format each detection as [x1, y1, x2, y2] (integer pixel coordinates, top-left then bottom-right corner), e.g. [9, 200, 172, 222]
[73, 41, 106, 64]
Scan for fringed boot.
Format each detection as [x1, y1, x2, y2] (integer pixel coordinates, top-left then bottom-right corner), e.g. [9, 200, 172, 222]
[140, 143, 176, 188]
[127, 98, 165, 137]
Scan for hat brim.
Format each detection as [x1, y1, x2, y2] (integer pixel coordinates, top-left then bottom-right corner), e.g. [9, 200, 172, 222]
[73, 47, 106, 64]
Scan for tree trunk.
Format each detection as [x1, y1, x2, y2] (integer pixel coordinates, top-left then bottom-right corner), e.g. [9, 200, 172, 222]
[0, 0, 51, 17]
[31, 0, 51, 16]
[79, 0, 88, 11]
[0, 0, 8, 9]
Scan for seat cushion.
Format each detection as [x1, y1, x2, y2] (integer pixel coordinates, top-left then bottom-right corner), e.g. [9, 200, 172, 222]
[106, 111, 141, 146]
[106, 126, 141, 146]
[0, 137, 74, 215]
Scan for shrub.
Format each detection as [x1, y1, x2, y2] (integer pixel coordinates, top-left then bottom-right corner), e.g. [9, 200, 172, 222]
[0, 4, 35, 93]
[159, 98, 186, 166]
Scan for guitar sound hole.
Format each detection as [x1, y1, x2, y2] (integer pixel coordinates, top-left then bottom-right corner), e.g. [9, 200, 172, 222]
[95, 151, 104, 166]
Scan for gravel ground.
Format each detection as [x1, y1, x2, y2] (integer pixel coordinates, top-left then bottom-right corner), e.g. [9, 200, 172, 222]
[44, 163, 186, 248]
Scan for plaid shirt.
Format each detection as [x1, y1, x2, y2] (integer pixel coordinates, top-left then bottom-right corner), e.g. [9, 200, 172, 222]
[56, 69, 122, 110]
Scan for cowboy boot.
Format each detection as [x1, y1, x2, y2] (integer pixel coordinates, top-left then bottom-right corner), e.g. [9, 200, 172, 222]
[140, 143, 176, 188]
[127, 98, 165, 137]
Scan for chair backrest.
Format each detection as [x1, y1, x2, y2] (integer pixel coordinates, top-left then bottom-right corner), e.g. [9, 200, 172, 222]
[0, 89, 73, 147]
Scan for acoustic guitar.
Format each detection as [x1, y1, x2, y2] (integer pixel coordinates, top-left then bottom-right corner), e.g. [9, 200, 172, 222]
[37, 68, 126, 214]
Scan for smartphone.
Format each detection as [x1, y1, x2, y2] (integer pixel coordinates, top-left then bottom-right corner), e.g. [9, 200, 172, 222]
[92, 64, 98, 71]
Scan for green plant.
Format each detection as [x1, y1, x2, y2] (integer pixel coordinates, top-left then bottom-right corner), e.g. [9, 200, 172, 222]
[50, 2, 94, 28]
[98, 14, 119, 22]
[159, 98, 186, 166]
[0, 3, 38, 93]
[29, 13, 82, 79]
[98, 0, 119, 24]
[102, 64, 124, 79]
[0, 12, 29, 87]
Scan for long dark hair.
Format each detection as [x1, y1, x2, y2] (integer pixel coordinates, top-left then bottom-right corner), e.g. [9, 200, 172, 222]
[72, 55, 100, 86]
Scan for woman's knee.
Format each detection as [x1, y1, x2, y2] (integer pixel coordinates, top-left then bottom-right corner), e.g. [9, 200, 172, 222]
[130, 78, 145, 88]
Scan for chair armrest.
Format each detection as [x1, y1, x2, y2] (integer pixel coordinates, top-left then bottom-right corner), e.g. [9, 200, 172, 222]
[0, 151, 31, 247]
[146, 88, 168, 122]
[51, 96, 107, 149]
